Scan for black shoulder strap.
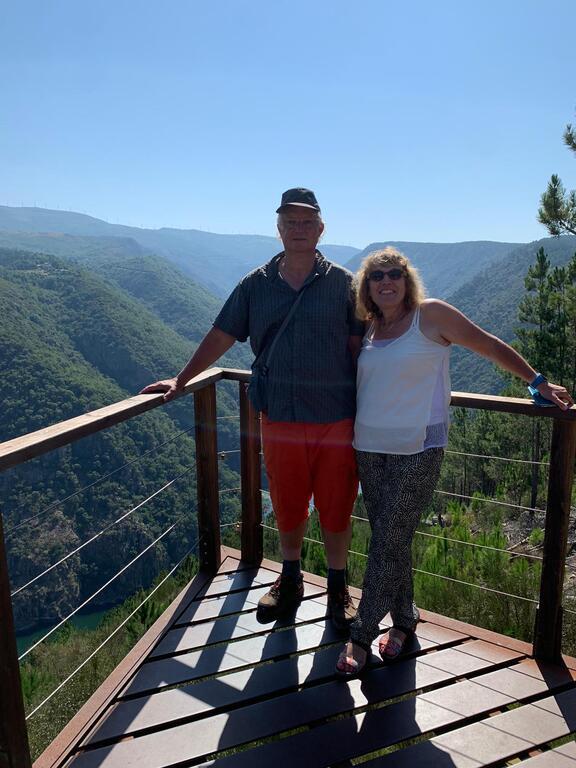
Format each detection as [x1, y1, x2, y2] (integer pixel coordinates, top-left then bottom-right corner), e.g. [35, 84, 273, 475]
[257, 274, 318, 369]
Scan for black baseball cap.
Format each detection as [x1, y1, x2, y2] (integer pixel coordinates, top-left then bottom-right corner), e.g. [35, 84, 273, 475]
[276, 188, 321, 213]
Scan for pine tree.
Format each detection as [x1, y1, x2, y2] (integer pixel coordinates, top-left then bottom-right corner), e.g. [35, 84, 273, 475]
[538, 117, 576, 236]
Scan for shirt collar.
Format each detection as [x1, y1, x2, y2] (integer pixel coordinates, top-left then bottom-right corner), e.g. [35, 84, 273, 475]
[269, 250, 328, 281]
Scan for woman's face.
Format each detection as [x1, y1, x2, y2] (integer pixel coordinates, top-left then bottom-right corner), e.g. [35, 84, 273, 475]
[367, 265, 407, 313]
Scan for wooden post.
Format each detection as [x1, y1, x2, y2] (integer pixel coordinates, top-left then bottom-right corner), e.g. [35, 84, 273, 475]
[239, 383, 263, 564]
[194, 383, 221, 573]
[533, 418, 576, 662]
[0, 515, 32, 768]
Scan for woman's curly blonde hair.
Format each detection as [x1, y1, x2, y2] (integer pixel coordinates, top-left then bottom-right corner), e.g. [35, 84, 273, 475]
[354, 246, 426, 320]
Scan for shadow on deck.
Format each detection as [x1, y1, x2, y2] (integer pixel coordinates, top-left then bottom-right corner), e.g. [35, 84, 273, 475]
[36, 548, 576, 768]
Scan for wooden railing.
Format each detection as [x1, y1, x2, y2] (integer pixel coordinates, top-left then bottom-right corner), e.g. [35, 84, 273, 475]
[0, 370, 574, 768]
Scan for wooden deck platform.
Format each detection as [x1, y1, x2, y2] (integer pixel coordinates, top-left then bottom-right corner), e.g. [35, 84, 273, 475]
[36, 549, 576, 768]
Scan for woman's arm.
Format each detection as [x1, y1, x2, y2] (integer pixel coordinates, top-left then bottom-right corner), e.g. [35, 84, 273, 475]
[420, 299, 573, 409]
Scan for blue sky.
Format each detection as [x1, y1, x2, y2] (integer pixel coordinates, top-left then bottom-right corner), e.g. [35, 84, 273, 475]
[1, 0, 575, 247]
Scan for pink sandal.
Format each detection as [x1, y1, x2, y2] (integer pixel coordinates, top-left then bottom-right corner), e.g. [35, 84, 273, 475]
[378, 626, 416, 663]
[335, 641, 370, 678]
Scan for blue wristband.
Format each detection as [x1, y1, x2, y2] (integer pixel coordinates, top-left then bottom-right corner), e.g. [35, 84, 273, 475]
[528, 384, 555, 407]
[529, 373, 547, 389]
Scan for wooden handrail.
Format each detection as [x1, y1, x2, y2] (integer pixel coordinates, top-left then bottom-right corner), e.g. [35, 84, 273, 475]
[0, 368, 226, 473]
[450, 391, 576, 421]
[1, 370, 576, 767]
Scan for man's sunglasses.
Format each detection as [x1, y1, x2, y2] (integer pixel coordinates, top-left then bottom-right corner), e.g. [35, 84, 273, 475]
[368, 268, 406, 282]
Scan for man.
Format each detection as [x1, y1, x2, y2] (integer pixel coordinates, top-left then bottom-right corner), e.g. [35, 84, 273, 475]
[141, 188, 363, 628]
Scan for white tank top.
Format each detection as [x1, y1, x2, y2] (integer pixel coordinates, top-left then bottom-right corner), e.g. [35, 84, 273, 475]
[354, 308, 451, 455]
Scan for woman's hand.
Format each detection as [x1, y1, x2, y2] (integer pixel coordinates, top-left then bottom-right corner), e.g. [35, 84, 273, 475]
[537, 381, 574, 410]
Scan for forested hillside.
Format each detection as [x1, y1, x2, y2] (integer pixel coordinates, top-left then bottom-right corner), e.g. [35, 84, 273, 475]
[447, 235, 576, 392]
[0, 206, 360, 296]
[0, 247, 244, 630]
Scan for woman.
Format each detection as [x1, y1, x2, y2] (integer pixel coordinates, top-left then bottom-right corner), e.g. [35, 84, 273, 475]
[336, 247, 573, 676]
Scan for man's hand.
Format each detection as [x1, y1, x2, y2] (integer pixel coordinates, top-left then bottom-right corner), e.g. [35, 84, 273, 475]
[139, 378, 183, 402]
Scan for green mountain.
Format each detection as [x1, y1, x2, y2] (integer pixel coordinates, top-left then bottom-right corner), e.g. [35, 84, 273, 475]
[0, 247, 243, 630]
[345, 241, 522, 299]
[0, 206, 361, 296]
[446, 236, 576, 392]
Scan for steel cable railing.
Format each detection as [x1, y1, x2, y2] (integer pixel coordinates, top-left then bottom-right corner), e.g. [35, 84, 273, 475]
[260, 522, 542, 606]
[24, 541, 200, 720]
[15, 461, 243, 658]
[349, 514, 545, 561]
[444, 449, 550, 466]
[11, 466, 195, 598]
[433, 488, 546, 514]
[18, 521, 183, 661]
[5, 424, 197, 537]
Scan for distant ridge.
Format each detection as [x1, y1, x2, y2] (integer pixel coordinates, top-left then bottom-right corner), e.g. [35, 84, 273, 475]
[445, 235, 576, 392]
[0, 206, 360, 296]
[345, 240, 522, 300]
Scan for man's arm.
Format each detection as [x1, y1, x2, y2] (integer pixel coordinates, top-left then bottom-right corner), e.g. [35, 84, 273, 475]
[348, 334, 362, 361]
[140, 326, 236, 401]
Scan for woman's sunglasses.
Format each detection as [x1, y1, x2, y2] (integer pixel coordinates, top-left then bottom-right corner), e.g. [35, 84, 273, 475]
[368, 268, 405, 282]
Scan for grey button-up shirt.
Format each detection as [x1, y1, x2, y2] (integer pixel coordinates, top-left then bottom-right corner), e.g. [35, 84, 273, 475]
[214, 252, 364, 423]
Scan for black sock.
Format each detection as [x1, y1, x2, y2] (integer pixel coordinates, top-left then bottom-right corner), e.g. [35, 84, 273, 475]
[327, 568, 346, 593]
[282, 559, 302, 580]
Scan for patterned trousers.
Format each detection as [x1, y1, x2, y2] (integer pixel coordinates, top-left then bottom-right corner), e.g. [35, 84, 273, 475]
[350, 448, 444, 647]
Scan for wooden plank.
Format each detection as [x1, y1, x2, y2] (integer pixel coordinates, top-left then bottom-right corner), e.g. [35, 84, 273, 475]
[193, 680, 576, 768]
[0, 514, 32, 768]
[238, 382, 262, 564]
[119, 620, 346, 696]
[432, 706, 573, 760]
[0, 368, 224, 472]
[174, 581, 325, 625]
[417, 607, 535, 656]
[449, 638, 527, 664]
[369, 694, 576, 768]
[149, 598, 329, 658]
[67, 669, 516, 768]
[195, 383, 221, 573]
[123, 607, 468, 699]
[530, 686, 576, 719]
[555, 742, 576, 759]
[195, 566, 279, 598]
[514, 747, 576, 767]
[450, 392, 576, 421]
[508, 657, 576, 684]
[417, 641, 524, 676]
[220, 369, 251, 384]
[33, 568, 214, 768]
[82, 631, 492, 747]
[534, 419, 576, 661]
[470, 661, 575, 700]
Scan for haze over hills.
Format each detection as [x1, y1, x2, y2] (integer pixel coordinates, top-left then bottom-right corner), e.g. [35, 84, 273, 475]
[0, 206, 360, 297]
[345, 241, 522, 300]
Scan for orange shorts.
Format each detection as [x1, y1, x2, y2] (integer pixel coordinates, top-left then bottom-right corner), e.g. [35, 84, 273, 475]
[261, 416, 359, 533]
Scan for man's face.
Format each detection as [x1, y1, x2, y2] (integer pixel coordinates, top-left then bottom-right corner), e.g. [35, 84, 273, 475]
[277, 206, 324, 253]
